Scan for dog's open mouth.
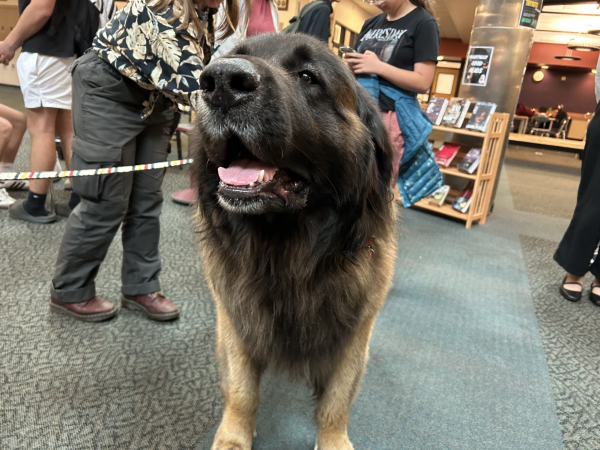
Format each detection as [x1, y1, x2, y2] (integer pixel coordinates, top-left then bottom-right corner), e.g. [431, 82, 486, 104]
[216, 138, 309, 214]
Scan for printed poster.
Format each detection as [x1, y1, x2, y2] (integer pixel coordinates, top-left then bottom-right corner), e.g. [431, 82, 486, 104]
[519, 0, 543, 29]
[462, 46, 494, 87]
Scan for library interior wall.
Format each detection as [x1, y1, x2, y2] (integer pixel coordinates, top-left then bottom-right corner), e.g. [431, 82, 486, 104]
[518, 67, 597, 114]
[278, 0, 372, 42]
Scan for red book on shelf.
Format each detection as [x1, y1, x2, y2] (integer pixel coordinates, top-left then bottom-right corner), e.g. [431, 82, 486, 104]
[434, 143, 460, 167]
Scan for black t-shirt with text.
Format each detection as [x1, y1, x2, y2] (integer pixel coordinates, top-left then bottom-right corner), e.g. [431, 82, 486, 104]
[356, 8, 439, 111]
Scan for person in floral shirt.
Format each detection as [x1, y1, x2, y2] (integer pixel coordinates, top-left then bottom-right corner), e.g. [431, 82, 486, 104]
[49, 0, 239, 323]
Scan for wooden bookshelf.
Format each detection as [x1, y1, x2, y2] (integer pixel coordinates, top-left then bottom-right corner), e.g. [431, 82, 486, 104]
[413, 113, 510, 229]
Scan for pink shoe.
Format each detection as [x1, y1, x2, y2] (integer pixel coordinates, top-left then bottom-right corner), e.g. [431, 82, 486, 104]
[171, 187, 195, 205]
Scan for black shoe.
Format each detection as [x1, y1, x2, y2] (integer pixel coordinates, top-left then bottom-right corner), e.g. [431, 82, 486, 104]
[589, 283, 600, 307]
[8, 199, 57, 224]
[559, 276, 583, 302]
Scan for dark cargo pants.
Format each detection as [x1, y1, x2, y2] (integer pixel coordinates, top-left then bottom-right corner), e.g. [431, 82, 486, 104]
[51, 51, 176, 303]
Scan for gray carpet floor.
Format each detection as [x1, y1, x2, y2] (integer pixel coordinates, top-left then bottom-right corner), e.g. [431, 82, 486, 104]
[521, 236, 600, 449]
[504, 146, 580, 219]
[1, 83, 598, 448]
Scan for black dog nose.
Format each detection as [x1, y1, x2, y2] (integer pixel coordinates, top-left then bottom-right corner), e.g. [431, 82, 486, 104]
[200, 59, 260, 113]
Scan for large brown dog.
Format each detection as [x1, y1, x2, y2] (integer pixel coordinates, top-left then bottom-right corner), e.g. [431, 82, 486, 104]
[192, 34, 397, 450]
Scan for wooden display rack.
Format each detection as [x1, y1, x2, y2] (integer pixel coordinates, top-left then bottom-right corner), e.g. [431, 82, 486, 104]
[412, 112, 509, 229]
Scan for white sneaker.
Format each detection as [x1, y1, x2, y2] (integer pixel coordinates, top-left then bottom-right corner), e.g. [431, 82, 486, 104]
[0, 188, 16, 208]
[0, 179, 30, 190]
[64, 178, 72, 190]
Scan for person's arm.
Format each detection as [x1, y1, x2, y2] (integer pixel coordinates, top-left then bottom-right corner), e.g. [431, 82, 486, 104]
[298, 6, 330, 43]
[345, 52, 436, 94]
[0, 0, 56, 65]
[346, 16, 438, 94]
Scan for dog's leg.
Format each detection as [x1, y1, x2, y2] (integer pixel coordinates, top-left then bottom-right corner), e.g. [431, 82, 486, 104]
[212, 305, 262, 450]
[314, 316, 376, 450]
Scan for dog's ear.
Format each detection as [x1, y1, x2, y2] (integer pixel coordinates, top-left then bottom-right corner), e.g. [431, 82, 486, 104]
[339, 85, 394, 261]
[355, 85, 394, 197]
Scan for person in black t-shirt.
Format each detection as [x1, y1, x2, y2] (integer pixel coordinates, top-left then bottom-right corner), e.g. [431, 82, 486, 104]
[298, 0, 339, 43]
[344, 0, 438, 187]
[0, 0, 78, 223]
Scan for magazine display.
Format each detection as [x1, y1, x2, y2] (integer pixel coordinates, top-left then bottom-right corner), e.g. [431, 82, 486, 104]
[457, 148, 482, 174]
[452, 182, 474, 213]
[434, 143, 461, 168]
[441, 98, 471, 128]
[465, 102, 497, 132]
[428, 185, 450, 206]
[426, 97, 449, 126]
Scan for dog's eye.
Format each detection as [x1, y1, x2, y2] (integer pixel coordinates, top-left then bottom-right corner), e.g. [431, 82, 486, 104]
[298, 71, 317, 85]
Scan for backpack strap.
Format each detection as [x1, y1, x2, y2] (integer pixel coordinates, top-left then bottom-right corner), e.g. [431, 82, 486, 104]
[288, 0, 327, 25]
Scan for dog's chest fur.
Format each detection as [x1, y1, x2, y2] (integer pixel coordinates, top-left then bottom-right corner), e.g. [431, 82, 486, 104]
[202, 215, 387, 370]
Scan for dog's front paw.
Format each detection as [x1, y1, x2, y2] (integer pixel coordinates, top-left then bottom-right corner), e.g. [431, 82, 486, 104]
[316, 434, 354, 450]
[211, 426, 253, 450]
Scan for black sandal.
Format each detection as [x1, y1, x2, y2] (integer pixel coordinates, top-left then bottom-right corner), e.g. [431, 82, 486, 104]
[560, 276, 583, 302]
[589, 283, 600, 307]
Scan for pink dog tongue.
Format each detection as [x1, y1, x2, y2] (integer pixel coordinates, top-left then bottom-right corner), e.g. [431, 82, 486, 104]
[218, 159, 277, 186]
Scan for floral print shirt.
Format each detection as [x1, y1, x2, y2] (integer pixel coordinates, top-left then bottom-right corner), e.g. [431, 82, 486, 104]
[93, 0, 213, 116]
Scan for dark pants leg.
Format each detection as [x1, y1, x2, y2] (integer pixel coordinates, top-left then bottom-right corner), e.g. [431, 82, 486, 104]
[120, 109, 175, 296]
[51, 52, 174, 302]
[554, 103, 600, 278]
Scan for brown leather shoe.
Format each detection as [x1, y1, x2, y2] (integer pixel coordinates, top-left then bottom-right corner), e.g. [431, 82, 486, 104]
[121, 292, 180, 321]
[50, 295, 118, 322]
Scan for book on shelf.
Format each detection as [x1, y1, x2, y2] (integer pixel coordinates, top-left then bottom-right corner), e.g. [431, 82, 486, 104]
[457, 148, 482, 174]
[465, 102, 497, 132]
[428, 185, 450, 206]
[434, 142, 461, 167]
[452, 181, 474, 213]
[426, 97, 449, 125]
[441, 98, 471, 128]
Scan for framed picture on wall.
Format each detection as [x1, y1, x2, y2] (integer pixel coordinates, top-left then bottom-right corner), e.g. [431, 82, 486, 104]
[333, 24, 342, 45]
[331, 22, 358, 57]
[276, 0, 288, 11]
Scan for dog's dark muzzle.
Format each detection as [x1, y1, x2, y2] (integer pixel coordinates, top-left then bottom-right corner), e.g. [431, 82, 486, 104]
[200, 59, 260, 113]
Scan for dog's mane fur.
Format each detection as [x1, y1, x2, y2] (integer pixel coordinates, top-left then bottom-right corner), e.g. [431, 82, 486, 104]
[192, 34, 397, 392]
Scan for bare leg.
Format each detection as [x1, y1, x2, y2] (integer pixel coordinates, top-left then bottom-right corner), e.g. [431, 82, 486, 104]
[55, 108, 73, 170]
[26, 107, 58, 194]
[0, 117, 12, 158]
[314, 317, 376, 450]
[212, 304, 262, 450]
[0, 104, 27, 163]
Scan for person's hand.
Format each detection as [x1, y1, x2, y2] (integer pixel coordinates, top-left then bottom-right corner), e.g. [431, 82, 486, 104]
[0, 40, 18, 66]
[343, 51, 383, 75]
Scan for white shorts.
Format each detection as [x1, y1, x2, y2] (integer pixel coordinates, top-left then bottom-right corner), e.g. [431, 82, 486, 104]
[16, 52, 76, 110]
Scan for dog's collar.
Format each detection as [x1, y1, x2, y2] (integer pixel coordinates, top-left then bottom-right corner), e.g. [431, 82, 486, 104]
[361, 237, 375, 261]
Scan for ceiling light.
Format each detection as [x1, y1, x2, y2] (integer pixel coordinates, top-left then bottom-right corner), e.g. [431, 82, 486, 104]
[567, 35, 600, 51]
[437, 56, 444, 61]
[541, 65, 549, 69]
[593, 69, 598, 74]
[555, 55, 583, 60]
[555, 45, 582, 61]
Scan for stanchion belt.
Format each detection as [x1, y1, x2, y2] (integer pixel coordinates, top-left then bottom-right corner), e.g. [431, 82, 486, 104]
[0, 159, 194, 181]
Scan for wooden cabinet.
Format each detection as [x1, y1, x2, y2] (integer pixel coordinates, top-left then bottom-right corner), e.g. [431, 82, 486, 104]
[412, 113, 510, 229]
[0, 0, 20, 87]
